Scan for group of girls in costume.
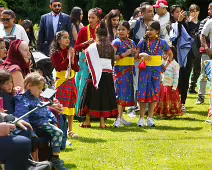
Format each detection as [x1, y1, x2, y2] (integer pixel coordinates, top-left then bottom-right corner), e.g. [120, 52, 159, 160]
[51, 7, 183, 134]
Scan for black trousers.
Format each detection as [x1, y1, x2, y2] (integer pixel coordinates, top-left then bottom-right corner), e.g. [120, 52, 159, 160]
[189, 43, 201, 89]
[178, 50, 193, 104]
[0, 135, 31, 170]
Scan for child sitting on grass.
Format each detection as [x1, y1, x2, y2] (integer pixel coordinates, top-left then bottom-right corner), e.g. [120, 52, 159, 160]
[13, 72, 68, 170]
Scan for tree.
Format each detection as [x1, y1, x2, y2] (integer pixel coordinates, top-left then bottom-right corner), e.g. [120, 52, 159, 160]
[6, 0, 49, 24]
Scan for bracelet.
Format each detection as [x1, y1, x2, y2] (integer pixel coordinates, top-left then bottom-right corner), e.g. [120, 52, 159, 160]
[167, 60, 171, 63]
[119, 54, 124, 59]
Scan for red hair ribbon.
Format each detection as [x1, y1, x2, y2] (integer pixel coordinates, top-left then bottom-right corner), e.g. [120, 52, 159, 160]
[98, 9, 103, 15]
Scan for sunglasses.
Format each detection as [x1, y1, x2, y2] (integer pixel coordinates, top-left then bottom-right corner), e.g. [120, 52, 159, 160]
[53, 4, 62, 8]
[1, 18, 13, 22]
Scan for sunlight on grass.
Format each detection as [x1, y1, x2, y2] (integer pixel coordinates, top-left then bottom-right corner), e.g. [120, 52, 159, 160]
[61, 94, 212, 170]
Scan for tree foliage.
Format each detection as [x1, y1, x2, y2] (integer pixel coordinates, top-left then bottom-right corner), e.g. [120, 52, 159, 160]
[0, 0, 210, 24]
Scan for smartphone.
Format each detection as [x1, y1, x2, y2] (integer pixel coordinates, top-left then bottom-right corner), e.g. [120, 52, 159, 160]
[186, 11, 190, 16]
[0, 97, 4, 111]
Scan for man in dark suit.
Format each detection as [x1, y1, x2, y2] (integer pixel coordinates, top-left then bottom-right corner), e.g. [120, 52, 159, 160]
[37, 0, 73, 56]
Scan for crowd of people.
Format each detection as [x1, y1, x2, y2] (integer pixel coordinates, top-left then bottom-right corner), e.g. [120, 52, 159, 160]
[0, 0, 212, 169]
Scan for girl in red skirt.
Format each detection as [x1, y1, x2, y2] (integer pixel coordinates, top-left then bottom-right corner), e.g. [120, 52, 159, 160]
[51, 30, 79, 137]
[154, 52, 183, 119]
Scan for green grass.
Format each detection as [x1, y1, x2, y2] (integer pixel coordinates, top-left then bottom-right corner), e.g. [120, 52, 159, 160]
[61, 94, 212, 170]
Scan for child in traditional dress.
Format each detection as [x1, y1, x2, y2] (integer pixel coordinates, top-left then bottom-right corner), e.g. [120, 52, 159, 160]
[78, 21, 118, 128]
[112, 21, 137, 127]
[51, 31, 79, 139]
[136, 21, 173, 127]
[154, 50, 183, 119]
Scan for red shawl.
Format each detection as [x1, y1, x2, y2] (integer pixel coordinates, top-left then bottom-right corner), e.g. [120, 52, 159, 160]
[1, 39, 30, 77]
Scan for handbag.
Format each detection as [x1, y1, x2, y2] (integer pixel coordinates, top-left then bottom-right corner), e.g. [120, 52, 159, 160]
[138, 60, 146, 70]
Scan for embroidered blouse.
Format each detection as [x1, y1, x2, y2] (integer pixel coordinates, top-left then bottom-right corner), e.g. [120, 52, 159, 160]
[162, 60, 179, 90]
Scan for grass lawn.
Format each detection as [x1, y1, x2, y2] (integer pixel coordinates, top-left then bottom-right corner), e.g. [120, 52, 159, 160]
[61, 94, 212, 170]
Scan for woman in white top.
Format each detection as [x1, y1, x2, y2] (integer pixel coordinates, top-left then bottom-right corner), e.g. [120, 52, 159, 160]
[0, 10, 29, 44]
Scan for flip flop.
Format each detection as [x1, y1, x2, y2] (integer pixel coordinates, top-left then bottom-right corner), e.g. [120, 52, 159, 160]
[100, 125, 108, 129]
[80, 123, 91, 128]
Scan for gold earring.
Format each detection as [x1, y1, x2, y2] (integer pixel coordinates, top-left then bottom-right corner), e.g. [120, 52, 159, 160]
[156, 34, 159, 38]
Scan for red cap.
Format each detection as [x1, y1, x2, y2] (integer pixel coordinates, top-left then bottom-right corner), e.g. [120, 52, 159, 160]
[153, 0, 168, 8]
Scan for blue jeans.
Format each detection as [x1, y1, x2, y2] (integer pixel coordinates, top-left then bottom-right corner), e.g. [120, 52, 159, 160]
[59, 114, 68, 150]
[0, 135, 31, 170]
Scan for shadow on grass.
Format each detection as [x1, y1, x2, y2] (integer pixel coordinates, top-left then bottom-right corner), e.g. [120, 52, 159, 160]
[63, 147, 76, 152]
[187, 110, 208, 116]
[175, 117, 204, 122]
[154, 125, 203, 131]
[90, 123, 147, 132]
[154, 117, 205, 122]
[64, 163, 77, 169]
[71, 136, 107, 143]
[141, 136, 212, 141]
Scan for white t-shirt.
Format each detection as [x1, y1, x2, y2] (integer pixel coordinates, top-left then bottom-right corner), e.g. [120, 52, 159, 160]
[0, 24, 29, 44]
[201, 19, 212, 48]
[154, 12, 170, 43]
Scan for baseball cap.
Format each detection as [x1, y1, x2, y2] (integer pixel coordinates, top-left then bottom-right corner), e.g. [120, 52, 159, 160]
[153, 0, 168, 8]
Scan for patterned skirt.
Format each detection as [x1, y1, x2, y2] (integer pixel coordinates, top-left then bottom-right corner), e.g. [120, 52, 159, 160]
[137, 66, 161, 103]
[56, 78, 77, 116]
[79, 72, 118, 118]
[75, 52, 89, 115]
[154, 85, 183, 118]
[114, 66, 135, 107]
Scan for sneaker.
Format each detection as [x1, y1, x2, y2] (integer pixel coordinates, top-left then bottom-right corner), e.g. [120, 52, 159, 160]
[147, 118, 155, 127]
[121, 117, 132, 125]
[50, 158, 68, 170]
[134, 106, 140, 112]
[196, 96, 204, 105]
[138, 118, 145, 127]
[128, 110, 137, 118]
[182, 104, 187, 112]
[189, 89, 198, 94]
[114, 118, 122, 128]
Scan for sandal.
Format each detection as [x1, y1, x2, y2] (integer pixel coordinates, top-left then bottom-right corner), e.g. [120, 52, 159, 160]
[68, 131, 79, 138]
[79, 123, 91, 128]
[100, 125, 108, 129]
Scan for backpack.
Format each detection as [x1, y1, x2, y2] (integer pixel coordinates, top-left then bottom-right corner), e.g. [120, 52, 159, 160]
[131, 19, 141, 45]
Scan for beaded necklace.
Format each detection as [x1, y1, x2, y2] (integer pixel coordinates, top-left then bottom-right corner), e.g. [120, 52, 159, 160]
[147, 38, 160, 54]
[120, 38, 135, 49]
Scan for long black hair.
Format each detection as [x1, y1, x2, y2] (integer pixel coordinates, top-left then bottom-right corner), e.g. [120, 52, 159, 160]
[105, 9, 120, 42]
[21, 20, 36, 49]
[70, 7, 82, 32]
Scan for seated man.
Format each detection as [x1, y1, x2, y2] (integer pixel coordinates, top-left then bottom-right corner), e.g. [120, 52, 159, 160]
[0, 112, 32, 170]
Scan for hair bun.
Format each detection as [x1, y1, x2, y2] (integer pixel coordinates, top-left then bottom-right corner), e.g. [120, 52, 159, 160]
[99, 21, 106, 29]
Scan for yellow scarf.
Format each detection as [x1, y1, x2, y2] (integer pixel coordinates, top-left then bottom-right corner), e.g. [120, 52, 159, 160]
[55, 70, 75, 89]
